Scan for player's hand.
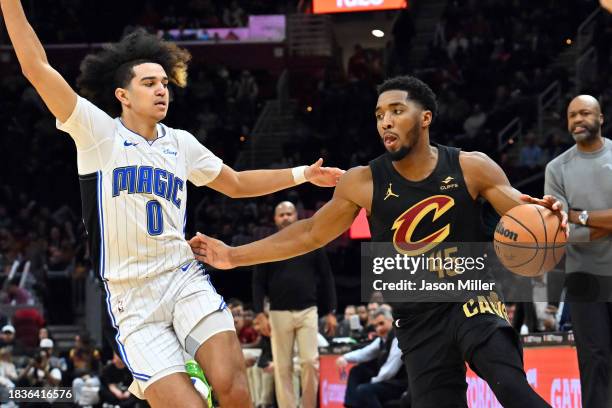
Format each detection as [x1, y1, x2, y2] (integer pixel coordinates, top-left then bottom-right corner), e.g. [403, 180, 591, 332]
[601, 0, 612, 12]
[188, 232, 235, 269]
[304, 158, 345, 187]
[324, 313, 337, 337]
[336, 356, 348, 368]
[520, 194, 569, 238]
[254, 313, 272, 337]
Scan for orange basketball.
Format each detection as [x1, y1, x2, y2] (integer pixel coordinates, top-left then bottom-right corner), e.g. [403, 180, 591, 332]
[493, 204, 566, 277]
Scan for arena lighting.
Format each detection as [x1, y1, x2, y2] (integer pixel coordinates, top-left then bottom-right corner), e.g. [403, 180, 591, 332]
[313, 0, 407, 14]
[372, 29, 385, 38]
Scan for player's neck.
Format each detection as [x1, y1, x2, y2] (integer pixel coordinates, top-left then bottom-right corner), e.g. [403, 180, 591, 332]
[576, 134, 604, 153]
[392, 136, 437, 181]
[120, 114, 158, 141]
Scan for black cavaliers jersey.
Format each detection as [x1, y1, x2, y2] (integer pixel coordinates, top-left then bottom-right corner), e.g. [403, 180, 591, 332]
[368, 144, 487, 318]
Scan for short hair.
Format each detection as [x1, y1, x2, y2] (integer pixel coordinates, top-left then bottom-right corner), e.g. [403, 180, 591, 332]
[228, 298, 244, 308]
[373, 307, 393, 321]
[77, 28, 191, 117]
[377, 75, 438, 121]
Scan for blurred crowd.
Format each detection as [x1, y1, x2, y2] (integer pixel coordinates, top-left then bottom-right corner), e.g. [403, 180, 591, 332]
[0, 325, 147, 407]
[229, 296, 404, 407]
[6, 0, 295, 44]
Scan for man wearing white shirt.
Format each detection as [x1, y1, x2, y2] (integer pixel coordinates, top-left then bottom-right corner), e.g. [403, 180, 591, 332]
[336, 308, 407, 408]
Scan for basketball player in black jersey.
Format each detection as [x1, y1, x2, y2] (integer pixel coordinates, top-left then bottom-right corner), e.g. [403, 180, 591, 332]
[191, 76, 568, 407]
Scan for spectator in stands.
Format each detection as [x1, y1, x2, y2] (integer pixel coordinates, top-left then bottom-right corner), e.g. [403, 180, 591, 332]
[70, 332, 102, 406]
[222, 0, 246, 27]
[357, 305, 369, 328]
[45, 223, 75, 271]
[12, 307, 45, 352]
[0, 346, 18, 387]
[519, 132, 544, 169]
[18, 348, 62, 388]
[336, 308, 408, 408]
[4, 277, 32, 305]
[99, 353, 139, 408]
[463, 104, 487, 138]
[39, 327, 50, 341]
[447, 31, 469, 61]
[533, 302, 558, 332]
[246, 310, 275, 408]
[40, 338, 68, 378]
[69, 332, 101, 378]
[235, 69, 259, 123]
[335, 305, 357, 337]
[0, 326, 15, 349]
[232, 302, 259, 346]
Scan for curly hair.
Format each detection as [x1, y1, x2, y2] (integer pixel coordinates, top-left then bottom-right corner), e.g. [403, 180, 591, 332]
[76, 29, 191, 117]
[377, 75, 438, 122]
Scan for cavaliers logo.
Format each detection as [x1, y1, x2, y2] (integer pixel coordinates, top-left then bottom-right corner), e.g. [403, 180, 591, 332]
[392, 195, 455, 255]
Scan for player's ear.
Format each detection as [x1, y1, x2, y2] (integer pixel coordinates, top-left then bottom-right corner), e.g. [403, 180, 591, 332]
[115, 87, 130, 107]
[421, 110, 433, 128]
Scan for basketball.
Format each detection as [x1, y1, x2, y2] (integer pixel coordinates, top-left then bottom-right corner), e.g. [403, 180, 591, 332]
[493, 204, 566, 277]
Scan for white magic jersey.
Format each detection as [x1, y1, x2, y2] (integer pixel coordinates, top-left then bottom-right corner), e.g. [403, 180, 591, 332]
[57, 96, 222, 286]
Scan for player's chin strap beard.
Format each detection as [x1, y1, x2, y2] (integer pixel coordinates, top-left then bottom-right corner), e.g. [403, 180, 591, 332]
[387, 145, 411, 161]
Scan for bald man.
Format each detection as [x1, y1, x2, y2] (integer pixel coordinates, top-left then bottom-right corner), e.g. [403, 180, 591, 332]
[544, 95, 612, 407]
[252, 201, 337, 408]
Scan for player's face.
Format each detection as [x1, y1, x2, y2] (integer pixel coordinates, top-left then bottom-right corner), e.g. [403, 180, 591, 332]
[125, 63, 170, 122]
[567, 98, 603, 143]
[375, 90, 424, 161]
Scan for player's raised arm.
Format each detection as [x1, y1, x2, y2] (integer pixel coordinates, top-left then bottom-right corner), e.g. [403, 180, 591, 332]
[206, 158, 344, 198]
[190, 167, 371, 269]
[1, 0, 77, 122]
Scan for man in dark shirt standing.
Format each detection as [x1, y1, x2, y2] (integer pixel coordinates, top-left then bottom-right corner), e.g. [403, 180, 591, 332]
[253, 201, 337, 408]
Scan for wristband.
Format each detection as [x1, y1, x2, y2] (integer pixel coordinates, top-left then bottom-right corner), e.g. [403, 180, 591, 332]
[292, 165, 308, 185]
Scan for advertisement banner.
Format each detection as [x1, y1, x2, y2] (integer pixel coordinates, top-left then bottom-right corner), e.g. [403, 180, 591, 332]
[320, 355, 355, 408]
[321, 346, 580, 407]
[313, 0, 407, 14]
[467, 347, 581, 407]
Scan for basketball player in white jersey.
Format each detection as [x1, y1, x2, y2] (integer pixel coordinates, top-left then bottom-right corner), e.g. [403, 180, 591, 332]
[0, 1, 343, 406]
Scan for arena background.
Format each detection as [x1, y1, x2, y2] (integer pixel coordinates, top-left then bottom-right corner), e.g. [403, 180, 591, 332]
[0, 0, 609, 406]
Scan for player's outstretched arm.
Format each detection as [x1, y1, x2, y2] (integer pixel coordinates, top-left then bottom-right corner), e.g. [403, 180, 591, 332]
[1, 0, 77, 122]
[206, 158, 344, 198]
[191, 167, 368, 269]
[460, 151, 568, 232]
